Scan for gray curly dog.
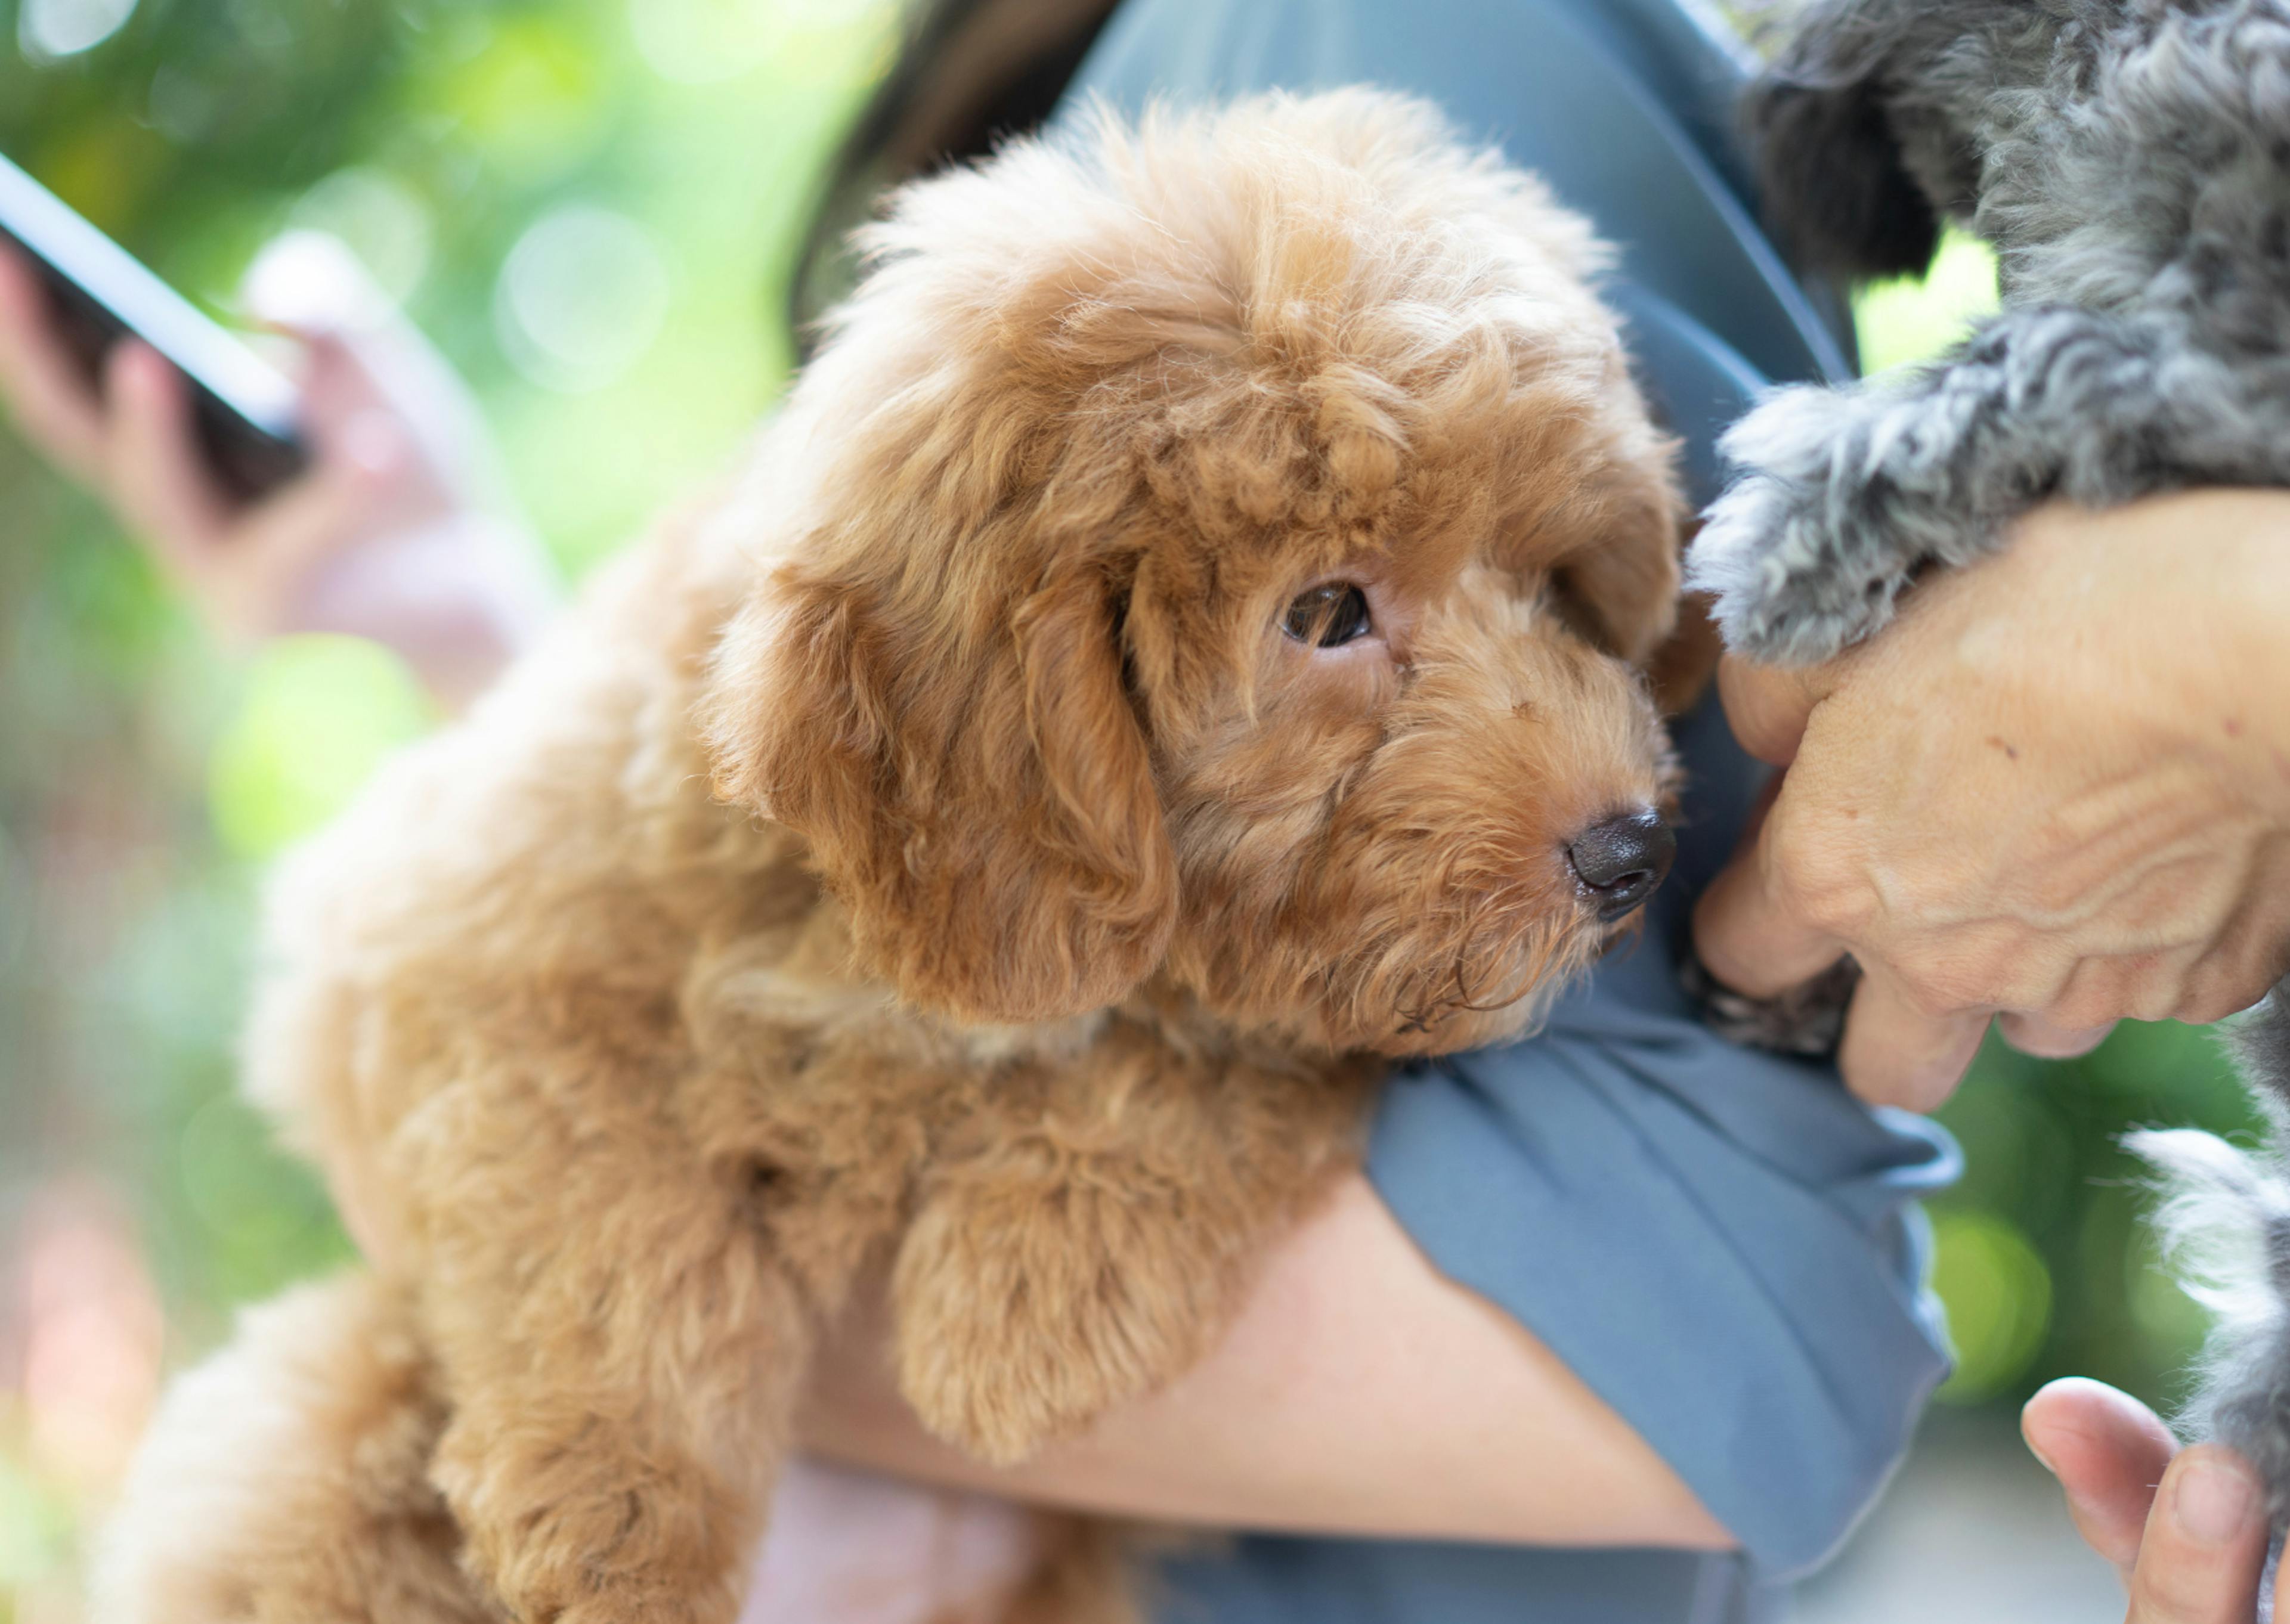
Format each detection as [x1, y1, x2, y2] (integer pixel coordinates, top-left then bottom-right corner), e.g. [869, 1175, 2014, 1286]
[1689, 0, 2290, 1522]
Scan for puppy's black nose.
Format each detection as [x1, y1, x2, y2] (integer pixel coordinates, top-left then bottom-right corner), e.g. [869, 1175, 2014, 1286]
[1568, 810, 1676, 923]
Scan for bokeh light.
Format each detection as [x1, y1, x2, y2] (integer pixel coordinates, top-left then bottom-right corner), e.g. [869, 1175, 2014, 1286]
[16, 0, 137, 64]
[425, 14, 615, 187]
[629, 0, 898, 86]
[1930, 1210, 2053, 1405]
[494, 204, 674, 393]
[286, 169, 437, 310]
[629, 0, 791, 84]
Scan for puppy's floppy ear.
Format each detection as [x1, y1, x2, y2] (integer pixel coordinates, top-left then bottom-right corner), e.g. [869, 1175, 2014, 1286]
[704, 544, 1177, 1025]
[1555, 463, 1684, 668]
[1747, 5, 1942, 283]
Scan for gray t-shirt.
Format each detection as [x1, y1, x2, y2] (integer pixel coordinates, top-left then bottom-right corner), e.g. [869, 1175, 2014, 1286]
[1059, 4, 1958, 1620]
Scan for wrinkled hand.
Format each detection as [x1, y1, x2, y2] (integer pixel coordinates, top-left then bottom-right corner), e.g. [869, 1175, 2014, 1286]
[2025, 1378, 2282, 1622]
[739, 1458, 1037, 1624]
[0, 232, 557, 708]
[1693, 493, 2290, 1109]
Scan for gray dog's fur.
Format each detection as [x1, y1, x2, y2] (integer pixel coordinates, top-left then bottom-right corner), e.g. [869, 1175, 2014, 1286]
[1688, 0, 2290, 1518]
[2134, 998, 2290, 1523]
[1694, 0, 2290, 662]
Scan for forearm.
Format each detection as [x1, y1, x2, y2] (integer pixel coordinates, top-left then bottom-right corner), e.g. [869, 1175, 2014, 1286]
[800, 1174, 1734, 1551]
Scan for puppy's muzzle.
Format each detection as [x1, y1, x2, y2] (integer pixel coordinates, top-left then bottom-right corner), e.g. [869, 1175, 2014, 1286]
[1568, 810, 1675, 923]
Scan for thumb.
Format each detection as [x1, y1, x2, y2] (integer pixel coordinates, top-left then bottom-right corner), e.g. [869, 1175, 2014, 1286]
[2021, 1378, 2179, 1589]
[1716, 654, 1840, 767]
[1691, 775, 1849, 1000]
[242, 230, 508, 513]
[233, 233, 412, 481]
[238, 234, 402, 449]
[2124, 1446, 2268, 1623]
[236, 233, 423, 454]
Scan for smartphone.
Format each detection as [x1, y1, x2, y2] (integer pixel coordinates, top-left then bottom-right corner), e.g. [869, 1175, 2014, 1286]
[0, 150, 308, 503]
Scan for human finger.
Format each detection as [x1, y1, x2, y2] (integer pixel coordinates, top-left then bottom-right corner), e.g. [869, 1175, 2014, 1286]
[103, 342, 231, 561]
[2022, 1378, 2180, 1588]
[1837, 971, 1990, 1111]
[236, 236, 422, 478]
[193, 414, 409, 643]
[243, 233, 505, 510]
[292, 329, 429, 482]
[1997, 1011, 2117, 1062]
[112, 324, 404, 643]
[1691, 819, 1851, 1000]
[2170, 916, 2290, 1030]
[1715, 655, 1837, 767]
[2123, 1446, 2268, 1623]
[0, 248, 107, 480]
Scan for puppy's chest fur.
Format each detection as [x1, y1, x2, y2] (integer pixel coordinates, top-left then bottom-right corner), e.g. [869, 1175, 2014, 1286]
[676, 895, 1375, 1310]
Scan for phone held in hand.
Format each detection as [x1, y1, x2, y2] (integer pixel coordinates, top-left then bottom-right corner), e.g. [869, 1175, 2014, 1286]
[0, 150, 308, 503]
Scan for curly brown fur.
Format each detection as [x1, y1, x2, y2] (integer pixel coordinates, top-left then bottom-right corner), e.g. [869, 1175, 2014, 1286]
[97, 92, 1683, 1624]
[93, 1275, 486, 1624]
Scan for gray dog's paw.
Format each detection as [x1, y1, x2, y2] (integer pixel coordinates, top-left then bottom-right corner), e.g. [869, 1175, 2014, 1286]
[1687, 388, 1920, 667]
[1678, 944, 1861, 1058]
[1689, 470, 1874, 666]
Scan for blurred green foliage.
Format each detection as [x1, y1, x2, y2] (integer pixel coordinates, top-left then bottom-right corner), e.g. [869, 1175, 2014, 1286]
[1857, 231, 2007, 376]
[0, 1, 891, 1612]
[205, 636, 432, 859]
[0, 5, 2266, 1616]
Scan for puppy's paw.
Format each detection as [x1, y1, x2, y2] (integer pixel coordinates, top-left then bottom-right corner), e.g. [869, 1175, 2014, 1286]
[1687, 388, 1923, 665]
[437, 1415, 748, 1624]
[892, 1173, 1228, 1466]
[471, 1519, 743, 1624]
[1691, 473, 1908, 665]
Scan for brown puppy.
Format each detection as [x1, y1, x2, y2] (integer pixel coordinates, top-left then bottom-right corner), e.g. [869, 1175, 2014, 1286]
[95, 91, 1681, 1624]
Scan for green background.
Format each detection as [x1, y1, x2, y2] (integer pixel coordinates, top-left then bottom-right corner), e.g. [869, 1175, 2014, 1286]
[0, 3, 2249, 1616]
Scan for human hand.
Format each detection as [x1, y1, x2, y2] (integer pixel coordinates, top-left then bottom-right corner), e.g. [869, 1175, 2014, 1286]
[0, 231, 558, 708]
[2023, 1377, 2282, 1622]
[1692, 492, 2290, 1109]
[738, 1456, 1037, 1624]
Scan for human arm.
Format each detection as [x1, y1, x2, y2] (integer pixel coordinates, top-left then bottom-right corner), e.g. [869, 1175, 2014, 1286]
[800, 1171, 1733, 1549]
[734, 1169, 1735, 1624]
[1694, 491, 2290, 1110]
[0, 233, 558, 709]
[2024, 1378, 2283, 1623]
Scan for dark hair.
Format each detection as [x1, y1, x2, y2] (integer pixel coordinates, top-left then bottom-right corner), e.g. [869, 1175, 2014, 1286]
[787, 0, 1124, 352]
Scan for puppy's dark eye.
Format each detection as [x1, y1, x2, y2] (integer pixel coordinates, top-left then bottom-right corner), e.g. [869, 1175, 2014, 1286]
[1282, 584, 1373, 648]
